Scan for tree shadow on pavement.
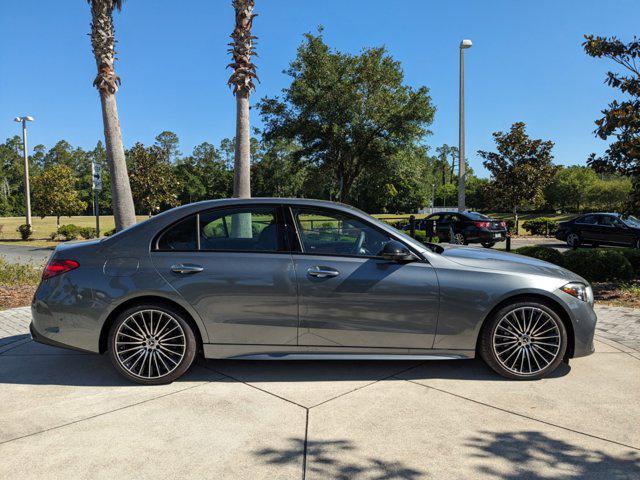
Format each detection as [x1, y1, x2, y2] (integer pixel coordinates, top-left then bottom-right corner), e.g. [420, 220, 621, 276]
[467, 430, 640, 479]
[255, 437, 425, 480]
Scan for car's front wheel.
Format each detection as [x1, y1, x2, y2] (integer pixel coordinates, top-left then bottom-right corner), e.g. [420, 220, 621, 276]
[566, 232, 581, 248]
[479, 300, 568, 380]
[108, 304, 197, 385]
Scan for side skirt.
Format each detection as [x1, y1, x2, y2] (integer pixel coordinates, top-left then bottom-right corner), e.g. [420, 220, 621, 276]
[203, 343, 475, 360]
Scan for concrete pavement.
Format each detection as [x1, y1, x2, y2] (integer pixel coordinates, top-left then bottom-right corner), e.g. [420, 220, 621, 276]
[0, 307, 638, 479]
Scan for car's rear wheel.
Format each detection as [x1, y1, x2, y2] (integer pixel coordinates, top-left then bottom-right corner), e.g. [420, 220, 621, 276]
[479, 300, 567, 380]
[108, 304, 197, 385]
[481, 241, 496, 248]
[451, 233, 466, 245]
[566, 233, 580, 248]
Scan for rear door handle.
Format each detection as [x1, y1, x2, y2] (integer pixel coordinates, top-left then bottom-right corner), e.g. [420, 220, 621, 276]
[307, 266, 340, 278]
[171, 264, 204, 274]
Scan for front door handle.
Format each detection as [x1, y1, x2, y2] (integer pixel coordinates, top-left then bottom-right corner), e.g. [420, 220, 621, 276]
[307, 266, 340, 278]
[171, 264, 204, 274]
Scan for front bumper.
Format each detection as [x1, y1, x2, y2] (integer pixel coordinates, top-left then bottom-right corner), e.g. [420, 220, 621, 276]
[560, 292, 597, 358]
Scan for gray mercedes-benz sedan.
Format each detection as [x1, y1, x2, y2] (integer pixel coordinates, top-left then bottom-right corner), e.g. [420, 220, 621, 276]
[31, 198, 597, 384]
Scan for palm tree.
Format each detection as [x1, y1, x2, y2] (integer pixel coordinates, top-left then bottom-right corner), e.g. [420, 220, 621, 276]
[87, 0, 136, 230]
[227, 0, 258, 198]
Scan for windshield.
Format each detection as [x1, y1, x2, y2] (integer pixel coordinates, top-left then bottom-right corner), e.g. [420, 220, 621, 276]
[621, 215, 640, 228]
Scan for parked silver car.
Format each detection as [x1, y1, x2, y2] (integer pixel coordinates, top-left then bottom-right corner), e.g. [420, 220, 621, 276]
[31, 199, 596, 384]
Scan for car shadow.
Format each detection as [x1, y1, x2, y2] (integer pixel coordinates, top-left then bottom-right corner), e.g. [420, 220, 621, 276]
[0, 335, 571, 386]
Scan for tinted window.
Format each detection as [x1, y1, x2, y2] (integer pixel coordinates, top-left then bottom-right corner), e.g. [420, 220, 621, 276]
[157, 215, 197, 251]
[465, 212, 490, 220]
[199, 206, 284, 252]
[577, 215, 597, 225]
[294, 208, 392, 257]
[598, 215, 619, 227]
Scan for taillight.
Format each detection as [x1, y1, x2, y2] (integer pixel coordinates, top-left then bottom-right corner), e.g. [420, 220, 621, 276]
[474, 221, 490, 228]
[42, 259, 80, 280]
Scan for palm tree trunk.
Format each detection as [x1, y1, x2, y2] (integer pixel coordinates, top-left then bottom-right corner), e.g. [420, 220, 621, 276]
[99, 92, 136, 230]
[233, 92, 251, 198]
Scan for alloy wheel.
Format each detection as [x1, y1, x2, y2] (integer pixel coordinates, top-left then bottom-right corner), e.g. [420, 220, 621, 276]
[114, 309, 187, 380]
[492, 306, 561, 376]
[452, 233, 465, 245]
[566, 233, 580, 247]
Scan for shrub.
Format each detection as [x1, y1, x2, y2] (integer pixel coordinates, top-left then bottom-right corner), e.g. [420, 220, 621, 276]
[103, 228, 117, 237]
[504, 219, 516, 235]
[562, 249, 633, 282]
[57, 224, 80, 241]
[514, 246, 564, 266]
[619, 248, 640, 274]
[522, 218, 559, 236]
[78, 227, 97, 239]
[0, 257, 41, 286]
[413, 231, 439, 244]
[16, 224, 33, 241]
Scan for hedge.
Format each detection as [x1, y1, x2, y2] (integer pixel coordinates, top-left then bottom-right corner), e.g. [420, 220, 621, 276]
[514, 246, 635, 282]
[514, 246, 564, 266]
[521, 218, 559, 236]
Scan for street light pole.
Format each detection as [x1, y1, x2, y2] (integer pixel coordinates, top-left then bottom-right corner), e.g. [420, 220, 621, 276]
[458, 39, 472, 212]
[14, 116, 34, 227]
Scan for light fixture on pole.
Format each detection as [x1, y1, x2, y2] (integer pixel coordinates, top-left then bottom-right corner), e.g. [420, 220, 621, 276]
[14, 116, 34, 227]
[458, 39, 472, 212]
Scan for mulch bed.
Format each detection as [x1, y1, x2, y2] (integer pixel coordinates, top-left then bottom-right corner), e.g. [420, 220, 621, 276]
[593, 280, 640, 308]
[0, 285, 37, 310]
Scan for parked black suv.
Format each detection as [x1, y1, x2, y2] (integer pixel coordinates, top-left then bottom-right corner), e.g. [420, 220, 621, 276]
[405, 211, 507, 248]
[555, 213, 640, 248]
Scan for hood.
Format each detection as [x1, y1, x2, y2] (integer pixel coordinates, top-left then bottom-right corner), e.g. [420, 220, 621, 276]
[440, 245, 585, 282]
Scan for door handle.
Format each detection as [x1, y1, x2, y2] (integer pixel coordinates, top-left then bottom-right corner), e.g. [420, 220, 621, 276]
[307, 266, 340, 278]
[171, 264, 204, 274]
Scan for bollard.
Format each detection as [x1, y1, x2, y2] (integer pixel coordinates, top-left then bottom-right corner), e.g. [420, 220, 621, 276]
[506, 235, 511, 252]
[409, 215, 416, 239]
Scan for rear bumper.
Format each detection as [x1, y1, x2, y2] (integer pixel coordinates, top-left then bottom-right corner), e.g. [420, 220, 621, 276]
[30, 321, 95, 354]
[466, 230, 507, 243]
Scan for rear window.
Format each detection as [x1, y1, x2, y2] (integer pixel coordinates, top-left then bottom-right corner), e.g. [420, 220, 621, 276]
[464, 212, 491, 220]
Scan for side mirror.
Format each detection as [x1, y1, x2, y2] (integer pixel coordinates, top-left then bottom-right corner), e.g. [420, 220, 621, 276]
[379, 240, 415, 263]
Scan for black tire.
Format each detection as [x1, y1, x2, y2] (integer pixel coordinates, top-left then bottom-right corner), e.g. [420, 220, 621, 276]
[479, 299, 568, 380]
[481, 241, 496, 249]
[566, 232, 581, 248]
[108, 303, 197, 385]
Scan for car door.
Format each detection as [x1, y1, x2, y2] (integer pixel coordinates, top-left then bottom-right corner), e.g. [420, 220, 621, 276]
[575, 214, 599, 242]
[150, 205, 299, 346]
[289, 206, 439, 350]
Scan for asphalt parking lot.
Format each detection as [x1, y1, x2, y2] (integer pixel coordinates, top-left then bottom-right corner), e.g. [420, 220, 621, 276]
[0, 307, 639, 479]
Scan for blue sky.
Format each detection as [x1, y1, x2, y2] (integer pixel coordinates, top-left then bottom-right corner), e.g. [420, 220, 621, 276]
[0, 0, 636, 177]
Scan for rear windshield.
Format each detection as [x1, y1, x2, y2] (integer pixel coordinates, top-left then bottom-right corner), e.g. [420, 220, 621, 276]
[465, 212, 491, 220]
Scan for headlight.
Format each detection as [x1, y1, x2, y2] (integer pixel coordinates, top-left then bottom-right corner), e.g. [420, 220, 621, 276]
[561, 282, 593, 305]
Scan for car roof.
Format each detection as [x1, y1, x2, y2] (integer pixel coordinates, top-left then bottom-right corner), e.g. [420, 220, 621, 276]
[580, 212, 620, 217]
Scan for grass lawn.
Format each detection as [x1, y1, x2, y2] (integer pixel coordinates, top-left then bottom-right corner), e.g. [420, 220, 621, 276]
[0, 215, 149, 242]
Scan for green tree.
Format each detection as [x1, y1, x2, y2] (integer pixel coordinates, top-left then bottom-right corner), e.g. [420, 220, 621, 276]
[586, 175, 632, 212]
[583, 35, 640, 213]
[479, 122, 557, 220]
[128, 143, 179, 216]
[252, 138, 309, 198]
[154, 131, 181, 163]
[545, 166, 599, 212]
[435, 144, 458, 186]
[32, 165, 86, 228]
[174, 142, 233, 204]
[259, 30, 436, 202]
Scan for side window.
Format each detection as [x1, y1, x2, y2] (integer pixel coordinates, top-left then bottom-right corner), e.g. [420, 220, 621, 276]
[598, 216, 617, 227]
[199, 206, 284, 252]
[293, 208, 392, 257]
[577, 215, 596, 225]
[156, 215, 197, 251]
